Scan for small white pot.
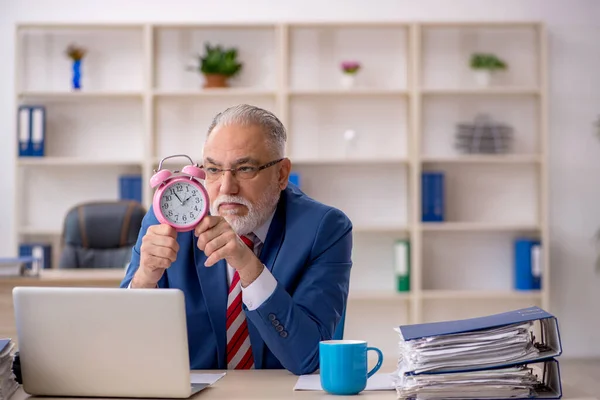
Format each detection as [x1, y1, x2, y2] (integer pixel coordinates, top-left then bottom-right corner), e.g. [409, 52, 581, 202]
[473, 70, 492, 87]
[340, 74, 356, 89]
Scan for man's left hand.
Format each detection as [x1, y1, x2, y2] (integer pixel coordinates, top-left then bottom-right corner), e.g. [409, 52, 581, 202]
[195, 216, 264, 285]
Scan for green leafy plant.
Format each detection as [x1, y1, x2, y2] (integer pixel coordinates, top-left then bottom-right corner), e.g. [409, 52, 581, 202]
[197, 43, 243, 77]
[470, 53, 507, 71]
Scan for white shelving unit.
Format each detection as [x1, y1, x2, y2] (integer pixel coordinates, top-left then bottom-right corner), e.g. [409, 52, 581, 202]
[12, 21, 548, 355]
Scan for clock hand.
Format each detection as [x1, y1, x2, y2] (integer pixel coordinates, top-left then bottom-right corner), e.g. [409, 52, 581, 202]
[173, 192, 184, 204]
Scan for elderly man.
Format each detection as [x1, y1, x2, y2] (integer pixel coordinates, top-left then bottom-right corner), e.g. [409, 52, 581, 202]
[120, 104, 353, 375]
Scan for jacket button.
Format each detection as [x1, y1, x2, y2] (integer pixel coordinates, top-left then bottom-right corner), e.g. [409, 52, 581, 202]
[268, 313, 276, 321]
[276, 325, 284, 332]
[280, 331, 288, 338]
[272, 319, 280, 327]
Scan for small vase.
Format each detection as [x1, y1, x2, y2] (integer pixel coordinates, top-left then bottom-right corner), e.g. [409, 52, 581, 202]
[72, 59, 82, 90]
[203, 74, 228, 89]
[340, 73, 356, 89]
[474, 70, 491, 87]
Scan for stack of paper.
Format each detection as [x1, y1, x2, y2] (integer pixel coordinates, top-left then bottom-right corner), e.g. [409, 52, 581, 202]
[0, 340, 19, 400]
[393, 306, 563, 399]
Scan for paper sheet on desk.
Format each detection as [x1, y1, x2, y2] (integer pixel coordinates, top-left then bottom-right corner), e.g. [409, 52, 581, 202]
[294, 373, 395, 391]
[190, 373, 226, 385]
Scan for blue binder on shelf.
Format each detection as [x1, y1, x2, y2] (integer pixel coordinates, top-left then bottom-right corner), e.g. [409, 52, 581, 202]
[17, 105, 46, 157]
[119, 175, 143, 204]
[515, 238, 542, 290]
[421, 171, 444, 222]
[289, 172, 301, 188]
[19, 243, 52, 270]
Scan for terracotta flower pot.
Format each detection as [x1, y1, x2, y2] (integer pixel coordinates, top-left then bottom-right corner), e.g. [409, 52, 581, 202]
[203, 74, 229, 88]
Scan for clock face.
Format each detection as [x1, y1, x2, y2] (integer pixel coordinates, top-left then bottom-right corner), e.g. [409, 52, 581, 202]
[159, 180, 207, 226]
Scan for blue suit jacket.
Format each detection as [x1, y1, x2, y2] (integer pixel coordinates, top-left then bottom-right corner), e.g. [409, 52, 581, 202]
[120, 184, 353, 375]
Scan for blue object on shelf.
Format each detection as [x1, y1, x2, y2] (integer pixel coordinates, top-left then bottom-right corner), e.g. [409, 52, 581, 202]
[421, 172, 444, 222]
[19, 243, 52, 269]
[72, 59, 82, 90]
[289, 172, 300, 188]
[17, 105, 46, 157]
[514, 238, 542, 290]
[119, 175, 143, 204]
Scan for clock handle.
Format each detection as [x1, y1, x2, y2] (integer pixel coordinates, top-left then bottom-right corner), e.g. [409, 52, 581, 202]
[156, 154, 196, 171]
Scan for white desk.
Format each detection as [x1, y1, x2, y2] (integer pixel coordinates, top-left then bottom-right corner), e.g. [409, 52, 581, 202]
[10, 370, 599, 400]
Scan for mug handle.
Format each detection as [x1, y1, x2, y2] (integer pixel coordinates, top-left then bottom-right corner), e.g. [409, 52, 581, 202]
[366, 347, 383, 378]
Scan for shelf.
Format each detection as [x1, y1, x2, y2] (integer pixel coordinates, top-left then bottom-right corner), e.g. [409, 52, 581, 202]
[18, 91, 143, 99]
[421, 222, 540, 232]
[421, 155, 541, 164]
[11, 21, 549, 327]
[422, 88, 540, 95]
[18, 227, 62, 236]
[353, 225, 410, 233]
[153, 88, 276, 98]
[17, 157, 144, 167]
[289, 88, 408, 96]
[0, 269, 127, 285]
[348, 291, 411, 301]
[291, 157, 408, 166]
[421, 290, 542, 300]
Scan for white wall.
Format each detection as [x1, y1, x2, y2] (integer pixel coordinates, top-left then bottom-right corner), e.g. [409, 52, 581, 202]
[1, 0, 600, 358]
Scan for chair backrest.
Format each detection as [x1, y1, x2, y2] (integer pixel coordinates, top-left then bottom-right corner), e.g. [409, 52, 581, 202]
[58, 201, 146, 269]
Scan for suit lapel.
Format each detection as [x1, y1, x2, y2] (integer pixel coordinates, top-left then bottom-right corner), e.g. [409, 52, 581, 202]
[258, 191, 287, 274]
[194, 244, 228, 369]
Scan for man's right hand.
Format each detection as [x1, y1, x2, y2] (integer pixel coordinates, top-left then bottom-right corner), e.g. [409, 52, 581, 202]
[131, 224, 179, 288]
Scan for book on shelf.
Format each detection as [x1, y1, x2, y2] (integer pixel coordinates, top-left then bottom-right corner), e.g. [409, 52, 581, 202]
[394, 240, 410, 292]
[421, 172, 444, 222]
[19, 243, 52, 270]
[514, 238, 542, 291]
[17, 105, 46, 157]
[119, 175, 143, 205]
[393, 306, 563, 399]
[289, 172, 301, 189]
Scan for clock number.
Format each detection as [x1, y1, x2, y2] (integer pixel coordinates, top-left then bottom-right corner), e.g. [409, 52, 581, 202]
[189, 212, 194, 218]
[174, 214, 179, 221]
[194, 205, 198, 212]
[186, 185, 190, 193]
[162, 203, 169, 210]
[195, 197, 200, 204]
[177, 185, 183, 193]
[168, 210, 173, 217]
[182, 215, 187, 222]
[165, 195, 172, 202]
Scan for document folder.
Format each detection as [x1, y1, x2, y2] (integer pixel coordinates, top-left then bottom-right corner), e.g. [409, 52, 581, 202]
[397, 306, 561, 375]
[393, 307, 563, 399]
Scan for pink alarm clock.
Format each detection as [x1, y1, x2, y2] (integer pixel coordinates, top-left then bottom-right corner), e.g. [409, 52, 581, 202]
[150, 154, 210, 232]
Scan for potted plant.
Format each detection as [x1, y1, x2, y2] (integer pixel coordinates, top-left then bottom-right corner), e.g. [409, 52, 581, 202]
[65, 44, 86, 90]
[189, 43, 243, 89]
[469, 53, 507, 87]
[340, 61, 361, 89]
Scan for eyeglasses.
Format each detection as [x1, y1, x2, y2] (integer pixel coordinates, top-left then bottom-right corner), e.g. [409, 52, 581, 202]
[201, 158, 284, 182]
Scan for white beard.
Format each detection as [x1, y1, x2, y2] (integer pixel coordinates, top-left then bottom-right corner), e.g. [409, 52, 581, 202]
[210, 181, 280, 235]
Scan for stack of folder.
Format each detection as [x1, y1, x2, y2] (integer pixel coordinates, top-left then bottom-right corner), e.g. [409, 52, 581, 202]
[393, 306, 563, 399]
[0, 339, 19, 400]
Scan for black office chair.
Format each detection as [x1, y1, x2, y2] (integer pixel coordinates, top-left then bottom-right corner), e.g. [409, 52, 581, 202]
[58, 200, 146, 269]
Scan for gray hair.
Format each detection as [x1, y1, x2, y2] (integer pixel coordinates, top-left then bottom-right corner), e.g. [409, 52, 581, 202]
[206, 104, 287, 158]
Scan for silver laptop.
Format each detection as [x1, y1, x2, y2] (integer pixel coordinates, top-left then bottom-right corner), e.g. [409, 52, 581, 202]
[13, 286, 207, 398]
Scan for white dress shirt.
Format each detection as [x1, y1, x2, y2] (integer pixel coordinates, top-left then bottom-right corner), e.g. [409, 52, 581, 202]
[129, 213, 278, 312]
[229, 211, 277, 311]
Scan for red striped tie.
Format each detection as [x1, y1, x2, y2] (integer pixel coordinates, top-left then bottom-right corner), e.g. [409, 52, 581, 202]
[226, 234, 255, 369]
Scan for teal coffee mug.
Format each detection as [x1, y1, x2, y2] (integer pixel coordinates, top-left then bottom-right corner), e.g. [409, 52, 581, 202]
[319, 340, 383, 395]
